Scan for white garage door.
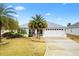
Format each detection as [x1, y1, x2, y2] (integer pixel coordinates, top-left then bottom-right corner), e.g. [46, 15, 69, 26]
[43, 30, 66, 37]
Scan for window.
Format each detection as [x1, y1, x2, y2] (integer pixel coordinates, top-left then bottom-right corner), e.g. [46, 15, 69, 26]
[62, 29, 63, 30]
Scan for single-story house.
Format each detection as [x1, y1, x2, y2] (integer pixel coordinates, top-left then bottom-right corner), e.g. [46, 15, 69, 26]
[66, 22, 79, 36]
[21, 22, 66, 37]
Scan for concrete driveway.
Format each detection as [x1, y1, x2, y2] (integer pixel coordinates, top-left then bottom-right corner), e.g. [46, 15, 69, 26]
[44, 36, 79, 56]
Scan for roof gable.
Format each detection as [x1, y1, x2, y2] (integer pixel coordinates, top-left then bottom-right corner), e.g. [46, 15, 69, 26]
[68, 22, 79, 28]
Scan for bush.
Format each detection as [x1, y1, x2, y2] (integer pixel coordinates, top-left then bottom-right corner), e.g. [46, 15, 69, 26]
[13, 33, 23, 38]
[2, 32, 13, 38]
[2, 32, 24, 39]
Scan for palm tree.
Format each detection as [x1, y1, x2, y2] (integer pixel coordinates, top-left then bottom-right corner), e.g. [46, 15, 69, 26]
[28, 14, 48, 39]
[6, 18, 19, 32]
[0, 3, 17, 42]
[28, 20, 36, 37]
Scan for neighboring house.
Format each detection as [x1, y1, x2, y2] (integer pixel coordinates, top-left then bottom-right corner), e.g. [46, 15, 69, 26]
[20, 24, 29, 37]
[1, 30, 17, 35]
[1, 30, 9, 35]
[66, 22, 79, 36]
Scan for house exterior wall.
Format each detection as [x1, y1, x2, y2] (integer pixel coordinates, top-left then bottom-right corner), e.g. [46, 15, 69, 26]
[66, 28, 79, 36]
[1, 30, 18, 34]
[1, 29, 29, 37]
[25, 28, 29, 37]
[1, 30, 9, 34]
[43, 28, 66, 37]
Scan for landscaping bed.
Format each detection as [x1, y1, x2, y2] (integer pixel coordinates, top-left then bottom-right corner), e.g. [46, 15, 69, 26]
[67, 34, 79, 43]
[30, 37, 45, 43]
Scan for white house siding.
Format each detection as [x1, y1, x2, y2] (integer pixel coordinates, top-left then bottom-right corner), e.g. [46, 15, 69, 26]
[24, 28, 29, 37]
[1, 30, 9, 34]
[43, 29, 66, 37]
[66, 28, 79, 36]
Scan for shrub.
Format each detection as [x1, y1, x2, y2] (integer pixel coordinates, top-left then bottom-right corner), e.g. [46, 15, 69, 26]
[2, 32, 24, 39]
[13, 33, 23, 38]
[2, 32, 13, 38]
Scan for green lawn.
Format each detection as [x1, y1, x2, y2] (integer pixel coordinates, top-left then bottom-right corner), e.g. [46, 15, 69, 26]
[67, 34, 79, 43]
[0, 38, 46, 56]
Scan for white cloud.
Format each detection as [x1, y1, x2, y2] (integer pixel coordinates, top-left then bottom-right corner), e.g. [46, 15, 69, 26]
[62, 3, 67, 5]
[57, 18, 63, 20]
[45, 13, 51, 16]
[7, 5, 13, 8]
[14, 14, 19, 17]
[15, 6, 25, 11]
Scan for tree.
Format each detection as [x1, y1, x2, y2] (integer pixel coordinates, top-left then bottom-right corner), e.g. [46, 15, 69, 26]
[67, 23, 71, 27]
[28, 14, 48, 39]
[0, 3, 18, 42]
[28, 20, 36, 37]
[6, 18, 19, 32]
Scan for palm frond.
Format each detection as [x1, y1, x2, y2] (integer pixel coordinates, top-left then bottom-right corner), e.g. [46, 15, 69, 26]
[6, 14, 16, 18]
[3, 10, 16, 15]
[5, 7, 15, 11]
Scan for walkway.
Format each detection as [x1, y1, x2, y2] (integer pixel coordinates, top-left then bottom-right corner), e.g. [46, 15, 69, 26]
[44, 37, 79, 56]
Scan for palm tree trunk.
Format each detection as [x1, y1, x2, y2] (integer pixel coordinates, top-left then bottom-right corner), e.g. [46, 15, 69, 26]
[0, 26, 2, 42]
[37, 29, 40, 39]
[0, 17, 2, 42]
[32, 29, 35, 37]
[36, 29, 38, 39]
[0, 16, 2, 42]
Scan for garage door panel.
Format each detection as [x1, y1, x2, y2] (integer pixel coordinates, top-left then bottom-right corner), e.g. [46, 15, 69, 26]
[43, 30, 66, 37]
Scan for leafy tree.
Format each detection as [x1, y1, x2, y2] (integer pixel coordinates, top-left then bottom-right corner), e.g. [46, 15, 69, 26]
[0, 3, 18, 42]
[67, 23, 71, 27]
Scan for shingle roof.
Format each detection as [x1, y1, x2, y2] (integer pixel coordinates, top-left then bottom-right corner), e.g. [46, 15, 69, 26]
[21, 21, 66, 29]
[68, 22, 79, 28]
[47, 22, 66, 29]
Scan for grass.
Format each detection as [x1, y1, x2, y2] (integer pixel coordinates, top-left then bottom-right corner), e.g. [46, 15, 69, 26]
[30, 37, 45, 43]
[67, 34, 79, 43]
[0, 37, 46, 56]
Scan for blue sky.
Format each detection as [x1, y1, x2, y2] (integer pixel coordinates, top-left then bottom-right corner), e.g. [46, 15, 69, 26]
[5, 3, 79, 26]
